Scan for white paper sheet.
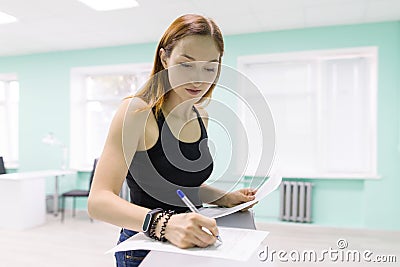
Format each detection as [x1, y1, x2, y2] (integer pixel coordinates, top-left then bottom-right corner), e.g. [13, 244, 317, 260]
[199, 174, 282, 219]
[106, 227, 269, 261]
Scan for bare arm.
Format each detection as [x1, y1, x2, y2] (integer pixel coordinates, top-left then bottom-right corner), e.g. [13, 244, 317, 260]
[199, 184, 229, 206]
[88, 97, 150, 231]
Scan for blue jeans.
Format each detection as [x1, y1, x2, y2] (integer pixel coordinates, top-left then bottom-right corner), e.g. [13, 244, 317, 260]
[115, 229, 150, 267]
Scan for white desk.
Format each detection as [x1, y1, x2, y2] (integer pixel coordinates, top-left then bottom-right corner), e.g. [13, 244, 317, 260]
[0, 170, 76, 230]
[139, 211, 276, 266]
[141, 244, 275, 267]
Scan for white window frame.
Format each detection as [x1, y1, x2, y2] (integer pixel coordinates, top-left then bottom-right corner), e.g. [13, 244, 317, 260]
[237, 47, 378, 179]
[0, 73, 19, 169]
[70, 63, 152, 171]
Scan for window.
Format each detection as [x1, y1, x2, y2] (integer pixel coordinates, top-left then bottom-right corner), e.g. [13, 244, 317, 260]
[70, 64, 152, 170]
[238, 47, 377, 178]
[0, 74, 19, 168]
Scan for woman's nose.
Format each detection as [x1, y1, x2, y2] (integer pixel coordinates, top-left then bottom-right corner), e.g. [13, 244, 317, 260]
[191, 80, 202, 87]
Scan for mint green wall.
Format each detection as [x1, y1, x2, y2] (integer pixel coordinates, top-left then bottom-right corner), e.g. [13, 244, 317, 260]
[0, 21, 399, 230]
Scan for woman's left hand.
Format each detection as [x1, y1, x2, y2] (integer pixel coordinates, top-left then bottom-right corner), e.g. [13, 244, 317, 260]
[219, 188, 258, 211]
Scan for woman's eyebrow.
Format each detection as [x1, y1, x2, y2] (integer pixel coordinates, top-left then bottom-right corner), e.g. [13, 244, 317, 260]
[181, 54, 219, 62]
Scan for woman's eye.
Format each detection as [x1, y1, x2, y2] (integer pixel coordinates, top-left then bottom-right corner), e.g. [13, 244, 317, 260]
[179, 62, 192, 68]
[205, 67, 216, 72]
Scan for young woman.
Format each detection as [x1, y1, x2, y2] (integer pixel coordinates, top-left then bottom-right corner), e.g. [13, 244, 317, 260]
[88, 14, 257, 266]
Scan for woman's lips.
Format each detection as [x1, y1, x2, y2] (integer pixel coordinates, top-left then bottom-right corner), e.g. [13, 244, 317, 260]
[186, 88, 201, 95]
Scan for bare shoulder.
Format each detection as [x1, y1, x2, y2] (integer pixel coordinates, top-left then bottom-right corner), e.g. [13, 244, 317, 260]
[123, 97, 149, 113]
[108, 97, 151, 137]
[118, 97, 151, 121]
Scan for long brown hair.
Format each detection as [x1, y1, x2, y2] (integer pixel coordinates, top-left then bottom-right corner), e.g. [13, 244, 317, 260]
[132, 14, 224, 117]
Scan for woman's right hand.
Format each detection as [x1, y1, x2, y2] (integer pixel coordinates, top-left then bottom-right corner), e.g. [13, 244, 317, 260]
[163, 213, 219, 249]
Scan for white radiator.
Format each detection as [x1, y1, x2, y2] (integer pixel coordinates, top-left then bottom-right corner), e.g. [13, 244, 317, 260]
[279, 181, 313, 223]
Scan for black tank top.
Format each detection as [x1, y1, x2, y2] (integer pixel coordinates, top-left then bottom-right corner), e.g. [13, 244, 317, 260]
[126, 106, 214, 213]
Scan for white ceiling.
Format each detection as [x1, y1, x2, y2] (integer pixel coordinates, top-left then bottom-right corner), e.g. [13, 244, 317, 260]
[0, 0, 399, 57]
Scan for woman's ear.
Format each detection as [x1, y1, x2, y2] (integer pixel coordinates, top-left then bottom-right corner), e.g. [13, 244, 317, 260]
[159, 48, 168, 69]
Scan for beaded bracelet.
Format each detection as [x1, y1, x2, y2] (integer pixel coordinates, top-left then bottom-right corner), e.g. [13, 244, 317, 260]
[149, 210, 175, 242]
[159, 210, 175, 242]
[149, 213, 163, 241]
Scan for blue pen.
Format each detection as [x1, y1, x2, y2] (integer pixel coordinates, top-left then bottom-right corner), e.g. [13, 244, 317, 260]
[177, 189, 222, 243]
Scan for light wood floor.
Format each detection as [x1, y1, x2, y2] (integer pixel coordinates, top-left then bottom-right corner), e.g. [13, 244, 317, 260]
[0, 211, 119, 267]
[258, 221, 400, 266]
[0, 211, 399, 267]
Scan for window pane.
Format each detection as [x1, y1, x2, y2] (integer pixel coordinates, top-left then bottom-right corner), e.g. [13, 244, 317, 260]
[9, 81, 19, 102]
[0, 79, 19, 163]
[238, 48, 377, 177]
[245, 62, 313, 95]
[86, 75, 142, 100]
[85, 101, 117, 161]
[9, 102, 18, 160]
[243, 62, 317, 175]
[322, 58, 372, 174]
[0, 106, 6, 155]
[270, 94, 317, 173]
[0, 81, 5, 101]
